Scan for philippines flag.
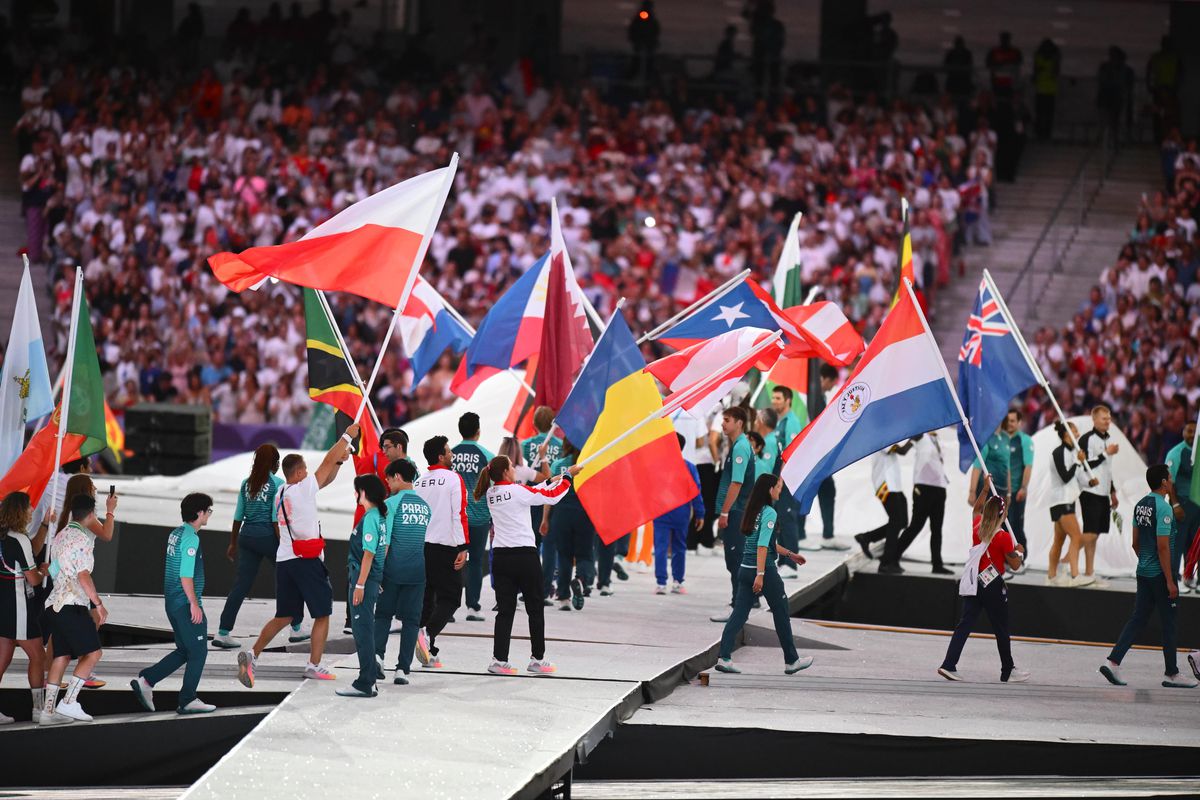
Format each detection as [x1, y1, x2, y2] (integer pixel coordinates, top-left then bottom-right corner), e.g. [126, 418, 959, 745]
[398, 276, 473, 388]
[955, 278, 1039, 471]
[209, 159, 455, 307]
[657, 278, 803, 348]
[646, 328, 783, 417]
[780, 285, 960, 513]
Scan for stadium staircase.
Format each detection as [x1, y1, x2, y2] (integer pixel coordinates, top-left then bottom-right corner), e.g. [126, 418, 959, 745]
[0, 99, 53, 341]
[929, 143, 1162, 369]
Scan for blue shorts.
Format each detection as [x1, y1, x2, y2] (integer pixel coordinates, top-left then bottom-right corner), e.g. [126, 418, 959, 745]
[276, 558, 334, 622]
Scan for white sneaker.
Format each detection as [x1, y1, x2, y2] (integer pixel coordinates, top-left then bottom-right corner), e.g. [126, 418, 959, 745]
[54, 700, 92, 722]
[558, 599, 572, 611]
[131, 677, 154, 712]
[785, 656, 814, 674]
[937, 667, 962, 681]
[0, 711, 13, 725]
[304, 663, 336, 681]
[31, 707, 41, 724]
[289, 628, 312, 643]
[1099, 662, 1125, 686]
[237, 650, 256, 688]
[821, 539, 852, 551]
[709, 610, 731, 623]
[178, 698, 217, 714]
[1046, 574, 1069, 587]
[528, 659, 557, 675]
[714, 659, 740, 674]
[1070, 574, 1096, 588]
[796, 540, 823, 552]
[1188, 651, 1200, 681]
[670, 582, 686, 594]
[1180, 582, 1193, 595]
[1004, 668, 1030, 683]
[654, 585, 667, 595]
[211, 632, 240, 649]
[415, 628, 432, 666]
[488, 660, 519, 676]
[1162, 672, 1199, 689]
[599, 586, 615, 597]
[39, 709, 74, 726]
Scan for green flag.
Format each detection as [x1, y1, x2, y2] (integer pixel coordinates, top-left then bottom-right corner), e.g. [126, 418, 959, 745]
[771, 212, 805, 308]
[1191, 409, 1199, 504]
[67, 292, 107, 456]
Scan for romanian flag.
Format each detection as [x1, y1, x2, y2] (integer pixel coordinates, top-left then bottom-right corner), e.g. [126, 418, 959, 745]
[574, 368, 698, 544]
[0, 285, 106, 505]
[303, 289, 380, 478]
[890, 198, 913, 309]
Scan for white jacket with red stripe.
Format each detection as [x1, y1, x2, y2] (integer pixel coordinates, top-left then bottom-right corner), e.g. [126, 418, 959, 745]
[414, 465, 469, 549]
[486, 479, 571, 549]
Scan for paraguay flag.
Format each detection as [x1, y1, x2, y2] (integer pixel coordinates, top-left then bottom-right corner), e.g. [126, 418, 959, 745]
[780, 284, 960, 513]
[398, 276, 472, 388]
[955, 277, 1039, 471]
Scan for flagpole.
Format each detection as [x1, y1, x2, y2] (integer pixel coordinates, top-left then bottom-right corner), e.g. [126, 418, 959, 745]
[356, 153, 459, 423]
[315, 290, 384, 435]
[982, 269, 1096, 481]
[47, 268, 83, 550]
[902, 278, 1005, 506]
[637, 269, 751, 344]
[434, 290, 537, 396]
[573, 333, 783, 474]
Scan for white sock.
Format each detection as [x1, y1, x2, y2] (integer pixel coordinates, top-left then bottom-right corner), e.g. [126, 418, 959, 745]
[32, 687, 45, 712]
[64, 675, 85, 705]
[43, 685, 60, 715]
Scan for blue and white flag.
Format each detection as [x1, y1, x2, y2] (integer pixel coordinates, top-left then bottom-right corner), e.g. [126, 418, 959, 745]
[398, 276, 473, 388]
[955, 278, 1040, 471]
[0, 264, 53, 474]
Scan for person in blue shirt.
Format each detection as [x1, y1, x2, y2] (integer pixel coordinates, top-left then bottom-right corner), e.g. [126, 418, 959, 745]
[451, 412, 495, 621]
[338, 475, 389, 698]
[214, 445, 304, 649]
[131, 493, 218, 714]
[521, 407, 562, 601]
[711, 406, 756, 621]
[546, 440, 595, 612]
[1100, 464, 1198, 689]
[1164, 420, 1198, 589]
[653, 434, 705, 594]
[376, 459, 430, 684]
[1003, 410, 1035, 562]
[715, 473, 812, 675]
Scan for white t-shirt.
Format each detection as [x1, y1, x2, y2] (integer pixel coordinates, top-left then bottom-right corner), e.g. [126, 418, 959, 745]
[275, 474, 322, 562]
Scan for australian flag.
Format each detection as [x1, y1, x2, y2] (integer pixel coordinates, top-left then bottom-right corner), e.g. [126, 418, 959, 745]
[956, 279, 1040, 471]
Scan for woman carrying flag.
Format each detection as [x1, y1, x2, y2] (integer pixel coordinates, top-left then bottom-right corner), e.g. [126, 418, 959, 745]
[715, 473, 813, 675]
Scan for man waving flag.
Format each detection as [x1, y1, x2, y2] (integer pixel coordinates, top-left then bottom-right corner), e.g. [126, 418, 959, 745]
[780, 282, 959, 513]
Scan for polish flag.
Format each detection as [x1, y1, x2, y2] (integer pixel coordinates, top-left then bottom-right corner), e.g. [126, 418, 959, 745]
[781, 301, 865, 367]
[647, 328, 783, 417]
[209, 160, 455, 307]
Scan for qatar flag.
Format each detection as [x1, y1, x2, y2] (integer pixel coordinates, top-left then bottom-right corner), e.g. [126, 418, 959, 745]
[209, 159, 455, 307]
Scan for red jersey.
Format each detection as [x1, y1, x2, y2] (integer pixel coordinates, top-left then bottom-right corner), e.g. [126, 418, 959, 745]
[972, 515, 1016, 576]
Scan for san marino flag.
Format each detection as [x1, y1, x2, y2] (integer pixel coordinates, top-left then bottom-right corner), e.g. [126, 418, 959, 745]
[0, 263, 52, 475]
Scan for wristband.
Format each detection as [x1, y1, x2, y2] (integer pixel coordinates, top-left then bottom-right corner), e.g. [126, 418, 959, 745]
[341, 433, 354, 444]
[756, 571, 764, 576]
[355, 584, 364, 590]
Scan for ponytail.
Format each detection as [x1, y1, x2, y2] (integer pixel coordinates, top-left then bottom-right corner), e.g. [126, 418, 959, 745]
[474, 456, 511, 501]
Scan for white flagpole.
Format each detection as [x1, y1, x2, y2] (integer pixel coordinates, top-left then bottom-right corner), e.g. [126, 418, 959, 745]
[46, 267, 84, 549]
[982, 269, 1096, 481]
[355, 154, 459, 423]
[637, 269, 752, 344]
[315, 290, 383, 435]
[902, 279, 1005, 506]
[434, 288, 537, 397]
[573, 332, 783, 473]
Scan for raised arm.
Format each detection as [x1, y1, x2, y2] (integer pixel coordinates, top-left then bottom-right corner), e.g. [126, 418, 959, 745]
[315, 423, 359, 488]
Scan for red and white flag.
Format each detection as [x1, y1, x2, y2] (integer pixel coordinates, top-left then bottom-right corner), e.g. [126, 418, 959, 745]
[647, 328, 783, 416]
[781, 301, 864, 367]
[209, 162, 454, 307]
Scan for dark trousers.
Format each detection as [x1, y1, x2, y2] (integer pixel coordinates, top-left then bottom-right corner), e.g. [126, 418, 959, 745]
[534, 506, 556, 598]
[941, 578, 1014, 677]
[464, 523, 490, 611]
[141, 603, 208, 709]
[492, 547, 545, 662]
[347, 578, 380, 692]
[718, 568, 798, 663]
[720, 510, 745, 606]
[421, 544, 463, 655]
[1008, 496, 1027, 553]
[1034, 93, 1056, 140]
[217, 526, 277, 633]
[776, 492, 801, 552]
[653, 521, 687, 585]
[690, 464, 718, 549]
[1108, 574, 1178, 675]
[374, 579, 423, 673]
[860, 494, 908, 565]
[1174, 501, 1200, 579]
[554, 506, 596, 599]
[595, 533, 626, 588]
[896, 484, 946, 568]
[817, 476, 836, 539]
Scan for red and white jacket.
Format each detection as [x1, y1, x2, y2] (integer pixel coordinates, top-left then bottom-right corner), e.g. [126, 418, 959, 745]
[414, 465, 470, 549]
[486, 479, 571, 549]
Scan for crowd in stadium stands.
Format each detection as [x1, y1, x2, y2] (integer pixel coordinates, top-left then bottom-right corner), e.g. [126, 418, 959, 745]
[1026, 135, 1200, 464]
[11, 7, 1010, 431]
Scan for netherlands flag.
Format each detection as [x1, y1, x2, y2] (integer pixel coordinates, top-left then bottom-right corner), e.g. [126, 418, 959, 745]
[398, 276, 473, 388]
[780, 285, 960, 513]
